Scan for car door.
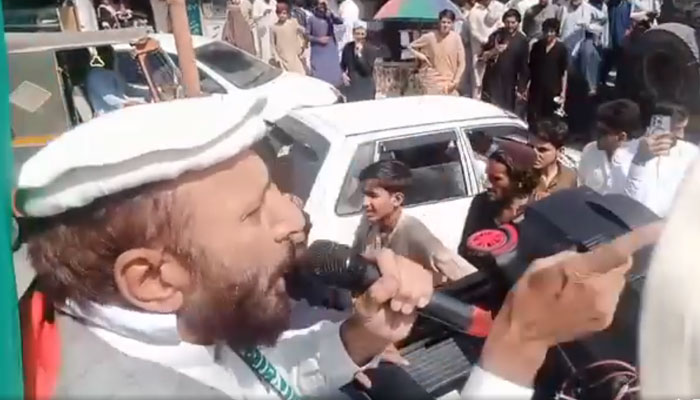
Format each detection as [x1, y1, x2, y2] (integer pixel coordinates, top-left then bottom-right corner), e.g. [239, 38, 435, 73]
[329, 128, 479, 252]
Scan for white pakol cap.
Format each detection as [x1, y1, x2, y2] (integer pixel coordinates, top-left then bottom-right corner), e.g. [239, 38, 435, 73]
[16, 94, 268, 217]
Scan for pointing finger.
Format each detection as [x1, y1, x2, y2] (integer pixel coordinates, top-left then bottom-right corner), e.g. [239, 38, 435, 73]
[577, 221, 664, 275]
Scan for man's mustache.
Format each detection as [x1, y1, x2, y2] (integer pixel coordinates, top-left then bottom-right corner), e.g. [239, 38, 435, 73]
[268, 209, 312, 292]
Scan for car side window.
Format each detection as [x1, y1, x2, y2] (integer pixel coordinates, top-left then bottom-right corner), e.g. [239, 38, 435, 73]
[462, 125, 531, 145]
[168, 52, 226, 94]
[379, 131, 467, 207]
[336, 141, 376, 216]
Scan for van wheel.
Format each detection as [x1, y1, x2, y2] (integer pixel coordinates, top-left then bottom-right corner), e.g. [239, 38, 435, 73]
[466, 224, 519, 257]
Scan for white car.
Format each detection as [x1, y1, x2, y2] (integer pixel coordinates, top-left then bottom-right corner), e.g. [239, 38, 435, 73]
[262, 95, 580, 251]
[151, 34, 343, 120]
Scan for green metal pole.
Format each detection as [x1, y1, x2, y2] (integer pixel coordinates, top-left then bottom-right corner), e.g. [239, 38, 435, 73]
[0, 6, 25, 399]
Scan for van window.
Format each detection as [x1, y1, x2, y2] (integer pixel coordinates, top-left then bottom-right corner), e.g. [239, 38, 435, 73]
[335, 130, 468, 216]
[168, 52, 227, 94]
[379, 131, 467, 207]
[195, 41, 282, 89]
[461, 125, 531, 190]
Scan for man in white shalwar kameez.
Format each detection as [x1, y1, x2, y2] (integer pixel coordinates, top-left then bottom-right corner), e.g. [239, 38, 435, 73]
[253, 0, 277, 62]
[467, 0, 505, 98]
[338, 0, 361, 58]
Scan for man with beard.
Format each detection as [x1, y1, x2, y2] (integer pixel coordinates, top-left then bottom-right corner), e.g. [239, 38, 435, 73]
[17, 95, 435, 398]
[480, 9, 529, 112]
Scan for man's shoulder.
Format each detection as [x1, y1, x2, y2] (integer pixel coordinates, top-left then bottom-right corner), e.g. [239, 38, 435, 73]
[677, 139, 700, 160]
[55, 314, 227, 398]
[395, 213, 440, 242]
[677, 139, 699, 151]
[558, 162, 578, 184]
[547, 3, 562, 13]
[581, 141, 599, 155]
[398, 213, 428, 230]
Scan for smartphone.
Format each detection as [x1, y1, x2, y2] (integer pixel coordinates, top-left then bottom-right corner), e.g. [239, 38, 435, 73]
[646, 114, 671, 136]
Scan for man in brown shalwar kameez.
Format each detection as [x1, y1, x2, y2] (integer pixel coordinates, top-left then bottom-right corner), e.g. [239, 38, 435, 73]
[409, 9, 466, 96]
[352, 160, 477, 287]
[271, 2, 307, 74]
[222, 0, 257, 56]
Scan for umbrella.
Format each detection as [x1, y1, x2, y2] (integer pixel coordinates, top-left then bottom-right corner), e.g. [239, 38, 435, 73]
[374, 0, 463, 22]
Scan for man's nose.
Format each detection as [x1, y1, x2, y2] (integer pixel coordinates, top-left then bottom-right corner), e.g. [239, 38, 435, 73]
[273, 193, 308, 244]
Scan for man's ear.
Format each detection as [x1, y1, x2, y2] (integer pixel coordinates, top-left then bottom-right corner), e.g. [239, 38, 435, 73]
[113, 249, 192, 313]
[392, 192, 405, 207]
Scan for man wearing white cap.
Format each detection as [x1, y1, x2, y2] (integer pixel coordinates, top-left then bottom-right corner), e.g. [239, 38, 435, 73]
[16, 94, 435, 398]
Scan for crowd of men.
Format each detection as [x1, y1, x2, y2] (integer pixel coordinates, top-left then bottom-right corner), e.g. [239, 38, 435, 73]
[219, 0, 380, 101]
[409, 0, 661, 137]
[217, 0, 664, 139]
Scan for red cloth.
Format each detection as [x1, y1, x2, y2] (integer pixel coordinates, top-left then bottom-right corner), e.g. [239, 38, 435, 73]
[22, 291, 60, 399]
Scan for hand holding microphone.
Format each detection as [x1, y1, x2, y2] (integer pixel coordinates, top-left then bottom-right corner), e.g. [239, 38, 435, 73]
[332, 247, 434, 366]
[297, 241, 493, 368]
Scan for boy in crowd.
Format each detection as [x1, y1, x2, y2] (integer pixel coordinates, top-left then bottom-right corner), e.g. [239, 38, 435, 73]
[352, 160, 477, 285]
[531, 117, 577, 199]
[578, 99, 642, 194]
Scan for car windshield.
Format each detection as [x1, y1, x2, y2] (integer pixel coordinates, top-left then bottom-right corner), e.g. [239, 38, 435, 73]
[194, 41, 282, 89]
[256, 117, 330, 204]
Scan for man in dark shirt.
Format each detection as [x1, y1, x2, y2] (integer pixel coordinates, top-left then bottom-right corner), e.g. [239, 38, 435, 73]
[527, 18, 568, 129]
[481, 9, 529, 112]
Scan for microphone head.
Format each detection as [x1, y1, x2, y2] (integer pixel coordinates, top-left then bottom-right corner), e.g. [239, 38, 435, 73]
[299, 240, 374, 291]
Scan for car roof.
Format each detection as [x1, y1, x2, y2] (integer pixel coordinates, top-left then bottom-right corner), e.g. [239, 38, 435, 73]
[6, 27, 152, 54]
[287, 95, 514, 137]
[150, 33, 215, 52]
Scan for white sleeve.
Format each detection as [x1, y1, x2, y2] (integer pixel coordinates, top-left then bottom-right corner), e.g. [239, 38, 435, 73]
[484, 2, 505, 28]
[461, 366, 535, 399]
[263, 320, 372, 397]
[577, 143, 595, 187]
[623, 161, 654, 208]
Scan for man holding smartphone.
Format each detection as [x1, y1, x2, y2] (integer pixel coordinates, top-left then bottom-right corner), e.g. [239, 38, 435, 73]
[624, 103, 699, 217]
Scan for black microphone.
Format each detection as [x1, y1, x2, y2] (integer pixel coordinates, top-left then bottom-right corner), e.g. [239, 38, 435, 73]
[299, 240, 492, 337]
